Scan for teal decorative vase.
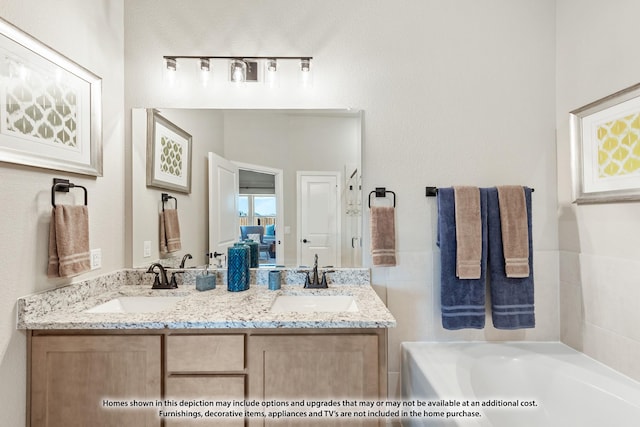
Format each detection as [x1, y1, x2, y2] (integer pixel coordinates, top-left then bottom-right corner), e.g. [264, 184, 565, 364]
[244, 239, 259, 268]
[227, 242, 250, 292]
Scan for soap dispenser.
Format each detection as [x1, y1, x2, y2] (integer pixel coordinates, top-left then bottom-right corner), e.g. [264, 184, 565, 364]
[195, 261, 216, 292]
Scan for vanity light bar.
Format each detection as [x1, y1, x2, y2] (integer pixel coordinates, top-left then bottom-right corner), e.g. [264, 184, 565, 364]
[164, 55, 312, 62]
[163, 55, 313, 83]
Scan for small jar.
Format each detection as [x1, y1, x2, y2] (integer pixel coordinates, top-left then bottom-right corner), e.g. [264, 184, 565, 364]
[268, 270, 281, 290]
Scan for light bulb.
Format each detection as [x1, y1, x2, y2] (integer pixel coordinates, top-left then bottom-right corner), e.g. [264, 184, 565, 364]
[163, 57, 177, 87]
[199, 58, 210, 86]
[165, 57, 177, 72]
[230, 59, 246, 83]
[299, 58, 313, 87]
[300, 58, 311, 73]
[264, 58, 278, 87]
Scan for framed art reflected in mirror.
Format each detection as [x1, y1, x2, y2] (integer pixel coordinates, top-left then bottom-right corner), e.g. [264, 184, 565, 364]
[146, 109, 192, 194]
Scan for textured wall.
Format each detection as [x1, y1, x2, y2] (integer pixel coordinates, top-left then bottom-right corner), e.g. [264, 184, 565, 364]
[0, 0, 125, 425]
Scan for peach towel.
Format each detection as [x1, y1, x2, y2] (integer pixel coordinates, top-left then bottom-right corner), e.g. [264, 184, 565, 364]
[370, 206, 396, 266]
[453, 186, 482, 279]
[47, 205, 91, 278]
[497, 185, 530, 278]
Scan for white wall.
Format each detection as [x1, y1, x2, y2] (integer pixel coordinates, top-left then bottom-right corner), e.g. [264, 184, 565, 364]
[556, 0, 640, 381]
[124, 0, 559, 397]
[0, 0, 125, 425]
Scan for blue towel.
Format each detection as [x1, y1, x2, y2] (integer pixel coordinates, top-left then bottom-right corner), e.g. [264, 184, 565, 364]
[487, 187, 535, 329]
[437, 187, 488, 330]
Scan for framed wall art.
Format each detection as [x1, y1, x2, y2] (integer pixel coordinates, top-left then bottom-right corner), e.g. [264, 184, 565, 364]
[570, 82, 640, 203]
[146, 109, 192, 193]
[0, 18, 102, 176]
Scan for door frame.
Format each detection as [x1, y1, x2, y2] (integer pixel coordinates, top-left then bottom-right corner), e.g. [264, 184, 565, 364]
[234, 161, 284, 266]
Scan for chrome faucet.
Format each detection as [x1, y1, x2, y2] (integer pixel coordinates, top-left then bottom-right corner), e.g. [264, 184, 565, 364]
[146, 263, 176, 289]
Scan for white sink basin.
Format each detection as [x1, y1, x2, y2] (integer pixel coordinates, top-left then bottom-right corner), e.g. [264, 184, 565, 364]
[270, 295, 358, 313]
[84, 296, 184, 314]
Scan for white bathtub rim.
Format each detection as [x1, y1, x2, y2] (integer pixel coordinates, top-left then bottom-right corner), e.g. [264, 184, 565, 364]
[401, 341, 640, 415]
[401, 340, 640, 388]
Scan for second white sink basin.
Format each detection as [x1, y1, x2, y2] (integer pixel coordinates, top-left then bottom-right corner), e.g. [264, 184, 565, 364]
[270, 295, 358, 313]
[85, 296, 184, 314]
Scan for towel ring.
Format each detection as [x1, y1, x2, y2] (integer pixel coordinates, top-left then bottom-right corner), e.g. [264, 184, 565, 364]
[162, 193, 177, 211]
[368, 187, 396, 208]
[51, 178, 88, 207]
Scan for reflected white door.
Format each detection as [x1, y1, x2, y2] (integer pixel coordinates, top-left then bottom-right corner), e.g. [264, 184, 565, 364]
[297, 171, 341, 267]
[208, 152, 239, 264]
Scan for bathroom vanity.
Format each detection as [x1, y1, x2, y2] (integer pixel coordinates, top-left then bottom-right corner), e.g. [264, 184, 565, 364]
[18, 269, 395, 427]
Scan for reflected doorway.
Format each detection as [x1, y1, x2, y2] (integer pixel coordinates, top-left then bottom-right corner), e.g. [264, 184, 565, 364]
[236, 163, 284, 265]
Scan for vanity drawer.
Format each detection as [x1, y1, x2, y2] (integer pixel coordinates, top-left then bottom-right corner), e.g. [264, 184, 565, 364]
[166, 375, 245, 397]
[165, 376, 245, 426]
[166, 334, 245, 373]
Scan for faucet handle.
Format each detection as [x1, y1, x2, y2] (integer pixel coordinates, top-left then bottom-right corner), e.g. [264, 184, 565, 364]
[150, 273, 161, 288]
[169, 274, 179, 288]
[320, 270, 335, 287]
[304, 271, 313, 287]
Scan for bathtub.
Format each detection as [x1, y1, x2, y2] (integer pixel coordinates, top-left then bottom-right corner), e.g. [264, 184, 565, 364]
[401, 342, 640, 427]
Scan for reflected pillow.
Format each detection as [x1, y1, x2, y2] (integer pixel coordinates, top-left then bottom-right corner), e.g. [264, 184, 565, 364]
[265, 224, 275, 236]
[247, 233, 261, 242]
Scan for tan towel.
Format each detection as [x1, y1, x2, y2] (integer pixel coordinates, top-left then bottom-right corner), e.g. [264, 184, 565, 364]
[47, 205, 91, 278]
[370, 206, 396, 266]
[160, 208, 182, 254]
[453, 186, 482, 279]
[497, 185, 530, 278]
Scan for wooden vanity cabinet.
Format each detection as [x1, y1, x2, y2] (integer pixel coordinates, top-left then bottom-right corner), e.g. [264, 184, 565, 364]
[29, 334, 161, 427]
[28, 329, 386, 427]
[248, 333, 382, 427]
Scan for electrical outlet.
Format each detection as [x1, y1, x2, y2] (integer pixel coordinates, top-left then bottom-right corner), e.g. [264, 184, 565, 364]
[143, 240, 151, 258]
[90, 248, 102, 270]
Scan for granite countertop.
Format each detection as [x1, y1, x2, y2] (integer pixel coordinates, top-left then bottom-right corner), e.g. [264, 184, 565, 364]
[17, 269, 396, 330]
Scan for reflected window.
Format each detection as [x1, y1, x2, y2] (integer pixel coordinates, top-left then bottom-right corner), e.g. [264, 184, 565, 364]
[239, 195, 276, 226]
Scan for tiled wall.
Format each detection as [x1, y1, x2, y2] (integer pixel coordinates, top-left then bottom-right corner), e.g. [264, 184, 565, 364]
[560, 251, 640, 381]
[378, 247, 560, 398]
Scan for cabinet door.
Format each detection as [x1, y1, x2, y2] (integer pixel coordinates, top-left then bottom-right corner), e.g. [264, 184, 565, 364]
[30, 335, 161, 427]
[248, 334, 379, 426]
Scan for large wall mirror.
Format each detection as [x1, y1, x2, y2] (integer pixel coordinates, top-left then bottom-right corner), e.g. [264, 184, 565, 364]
[131, 108, 363, 269]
